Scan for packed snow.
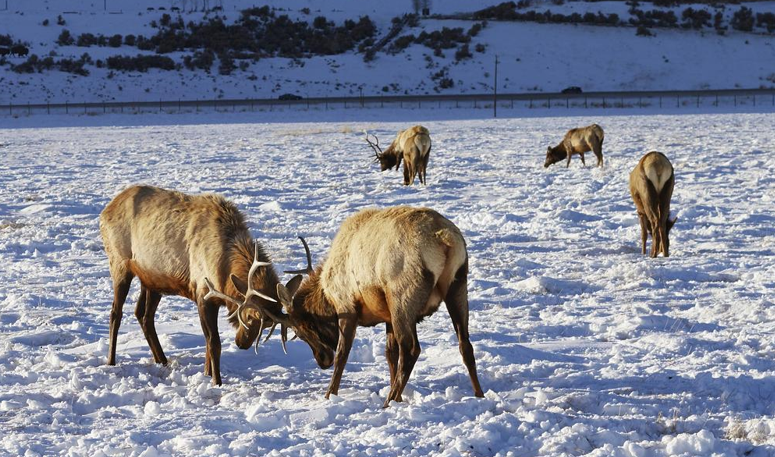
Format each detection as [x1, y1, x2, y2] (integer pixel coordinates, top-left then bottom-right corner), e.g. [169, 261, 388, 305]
[1, 0, 775, 103]
[0, 106, 774, 456]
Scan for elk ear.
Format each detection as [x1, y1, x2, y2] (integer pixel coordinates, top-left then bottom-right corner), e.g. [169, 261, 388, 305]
[276, 274, 303, 312]
[231, 274, 248, 298]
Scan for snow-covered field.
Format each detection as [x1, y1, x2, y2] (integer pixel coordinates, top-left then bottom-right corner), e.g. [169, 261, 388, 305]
[1, 109, 774, 456]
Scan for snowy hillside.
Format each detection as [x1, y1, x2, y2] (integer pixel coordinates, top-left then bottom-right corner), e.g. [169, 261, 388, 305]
[1, 108, 774, 455]
[1, 0, 775, 104]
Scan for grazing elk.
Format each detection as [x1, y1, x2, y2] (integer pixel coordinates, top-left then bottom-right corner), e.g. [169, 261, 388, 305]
[10, 45, 29, 58]
[545, 123, 604, 168]
[209, 206, 485, 407]
[100, 185, 286, 385]
[366, 125, 432, 185]
[629, 151, 677, 257]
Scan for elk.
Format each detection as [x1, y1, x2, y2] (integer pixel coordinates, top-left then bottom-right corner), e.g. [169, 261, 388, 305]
[629, 151, 677, 257]
[10, 45, 29, 58]
[366, 125, 432, 185]
[99, 185, 287, 385]
[545, 123, 604, 168]
[208, 206, 485, 407]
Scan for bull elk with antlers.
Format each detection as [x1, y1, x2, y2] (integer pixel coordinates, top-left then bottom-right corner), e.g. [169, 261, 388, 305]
[366, 125, 432, 185]
[207, 206, 485, 407]
[100, 185, 287, 385]
[545, 124, 604, 168]
[629, 151, 677, 257]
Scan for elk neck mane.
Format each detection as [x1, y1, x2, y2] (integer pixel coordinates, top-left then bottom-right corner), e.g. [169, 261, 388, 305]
[294, 267, 337, 320]
[209, 196, 282, 328]
[549, 142, 568, 159]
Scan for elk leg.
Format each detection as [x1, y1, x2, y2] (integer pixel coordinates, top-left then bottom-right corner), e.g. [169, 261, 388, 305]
[580, 153, 586, 167]
[593, 140, 603, 167]
[107, 272, 133, 366]
[637, 213, 648, 255]
[385, 323, 400, 401]
[444, 262, 484, 398]
[137, 288, 167, 365]
[384, 326, 421, 408]
[402, 159, 413, 186]
[650, 220, 661, 258]
[420, 153, 430, 185]
[325, 314, 357, 399]
[197, 298, 222, 385]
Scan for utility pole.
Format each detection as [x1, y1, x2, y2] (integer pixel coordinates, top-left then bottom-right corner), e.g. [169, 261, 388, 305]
[493, 55, 499, 118]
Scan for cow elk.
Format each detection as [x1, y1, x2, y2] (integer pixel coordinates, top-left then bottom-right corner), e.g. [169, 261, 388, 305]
[209, 206, 485, 407]
[545, 124, 604, 168]
[366, 125, 432, 185]
[629, 151, 677, 257]
[100, 185, 287, 385]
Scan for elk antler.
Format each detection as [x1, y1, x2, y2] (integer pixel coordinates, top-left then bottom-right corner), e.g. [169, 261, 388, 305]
[283, 236, 314, 275]
[204, 241, 293, 354]
[365, 131, 383, 161]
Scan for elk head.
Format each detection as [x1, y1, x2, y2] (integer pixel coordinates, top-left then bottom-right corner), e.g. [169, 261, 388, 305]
[276, 237, 338, 369]
[366, 132, 399, 171]
[544, 146, 565, 168]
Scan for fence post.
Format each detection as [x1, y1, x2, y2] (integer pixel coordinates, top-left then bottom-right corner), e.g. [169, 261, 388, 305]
[659, 97, 662, 108]
[178, 99, 181, 112]
[84, 103, 86, 114]
[159, 99, 162, 113]
[566, 97, 569, 109]
[602, 97, 606, 109]
[696, 95, 699, 108]
[47, 102, 50, 114]
[27, 103, 30, 115]
[529, 99, 532, 109]
[103, 102, 106, 113]
[676, 95, 679, 108]
[8, 102, 11, 115]
[715, 94, 719, 106]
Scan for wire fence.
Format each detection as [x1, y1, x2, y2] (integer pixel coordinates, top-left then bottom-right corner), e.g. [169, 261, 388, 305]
[3, 88, 775, 117]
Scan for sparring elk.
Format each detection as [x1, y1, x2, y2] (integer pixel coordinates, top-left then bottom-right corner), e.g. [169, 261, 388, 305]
[545, 123, 604, 168]
[100, 185, 287, 385]
[366, 125, 432, 185]
[629, 151, 677, 257]
[208, 206, 485, 407]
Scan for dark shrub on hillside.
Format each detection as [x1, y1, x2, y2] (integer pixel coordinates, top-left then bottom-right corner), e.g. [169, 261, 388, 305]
[57, 58, 89, 76]
[76, 33, 98, 47]
[0, 34, 13, 46]
[108, 34, 123, 47]
[57, 29, 75, 46]
[57, 14, 65, 25]
[390, 34, 415, 52]
[757, 12, 775, 33]
[629, 9, 678, 28]
[636, 25, 653, 36]
[124, 34, 136, 46]
[454, 44, 472, 61]
[415, 27, 470, 50]
[183, 49, 215, 71]
[218, 53, 236, 75]
[731, 7, 754, 32]
[681, 8, 711, 29]
[468, 22, 483, 36]
[475, 2, 619, 27]
[106, 54, 176, 72]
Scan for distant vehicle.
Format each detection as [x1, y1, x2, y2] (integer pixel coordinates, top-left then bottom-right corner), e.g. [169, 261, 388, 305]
[278, 93, 303, 101]
[561, 86, 583, 94]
